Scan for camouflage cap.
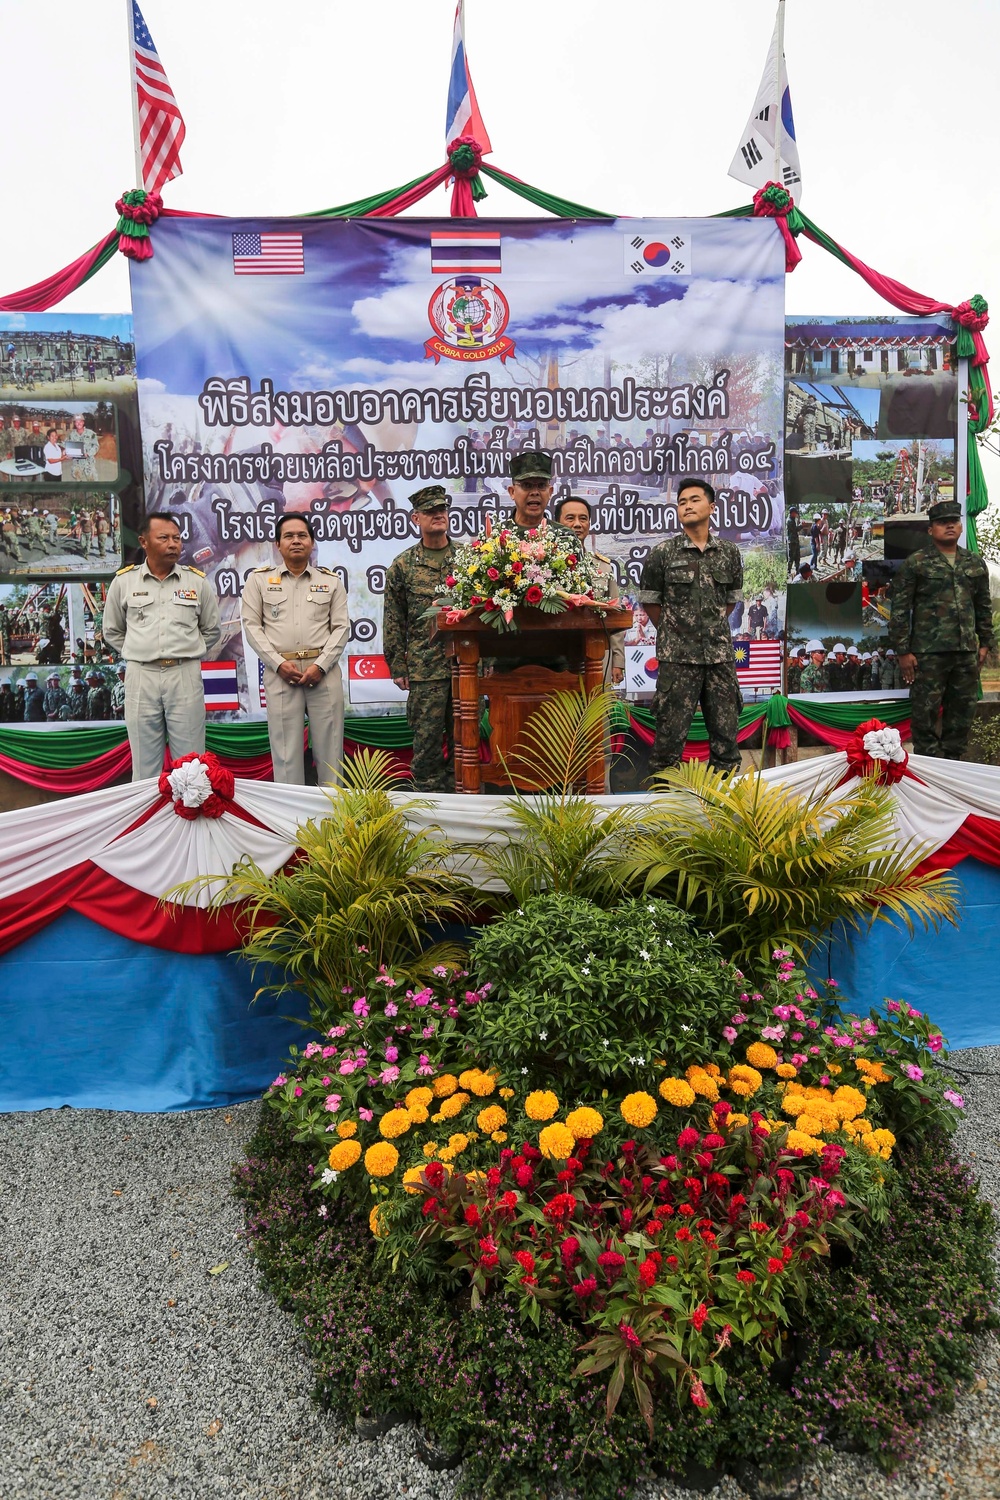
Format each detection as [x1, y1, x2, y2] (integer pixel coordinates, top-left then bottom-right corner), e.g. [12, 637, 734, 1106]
[409, 485, 452, 513]
[510, 450, 553, 485]
[928, 500, 962, 523]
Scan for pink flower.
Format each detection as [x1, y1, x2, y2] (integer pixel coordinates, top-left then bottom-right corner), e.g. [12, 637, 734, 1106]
[944, 1089, 965, 1108]
[804, 987, 818, 1000]
[359, 1107, 374, 1122]
[808, 1046, 820, 1056]
[732, 1013, 748, 1025]
[384, 1002, 398, 1018]
[338, 1060, 357, 1076]
[791, 1053, 807, 1068]
[819, 1074, 831, 1088]
[761, 1025, 785, 1041]
[862, 1020, 878, 1038]
[904, 1064, 924, 1081]
[380, 1066, 400, 1084]
[422, 1026, 435, 1039]
[791, 1032, 804, 1043]
[385, 1046, 399, 1063]
[886, 1000, 901, 1013]
[323, 1094, 341, 1112]
[293, 1087, 303, 1097]
[375, 972, 397, 987]
[433, 964, 449, 977]
[303, 1042, 321, 1057]
[773, 1005, 791, 1021]
[352, 998, 370, 1018]
[906, 1006, 922, 1019]
[806, 1018, 819, 1030]
[321, 1046, 337, 1059]
[270, 1074, 287, 1089]
[825, 1189, 847, 1209]
[928, 1033, 944, 1052]
[328, 1025, 348, 1038]
[321, 1076, 330, 1086]
[723, 1026, 737, 1043]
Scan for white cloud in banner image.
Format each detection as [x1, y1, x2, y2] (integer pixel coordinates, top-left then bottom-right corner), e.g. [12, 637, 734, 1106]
[593, 278, 786, 361]
[136, 377, 166, 395]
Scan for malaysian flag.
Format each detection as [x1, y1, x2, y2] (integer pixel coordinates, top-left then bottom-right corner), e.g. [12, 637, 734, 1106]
[445, 0, 492, 153]
[130, 1, 186, 195]
[201, 660, 240, 712]
[732, 639, 784, 689]
[431, 229, 501, 275]
[232, 232, 305, 276]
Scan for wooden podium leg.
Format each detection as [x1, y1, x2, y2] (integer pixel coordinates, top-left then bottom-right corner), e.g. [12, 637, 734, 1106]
[583, 636, 607, 796]
[454, 637, 482, 794]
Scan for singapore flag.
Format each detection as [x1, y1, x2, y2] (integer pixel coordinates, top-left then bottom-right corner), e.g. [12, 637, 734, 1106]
[348, 655, 407, 705]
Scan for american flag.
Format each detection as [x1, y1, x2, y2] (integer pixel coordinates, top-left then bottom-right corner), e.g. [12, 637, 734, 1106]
[130, 1, 186, 195]
[232, 232, 305, 276]
[201, 660, 240, 712]
[733, 639, 784, 688]
[431, 230, 501, 275]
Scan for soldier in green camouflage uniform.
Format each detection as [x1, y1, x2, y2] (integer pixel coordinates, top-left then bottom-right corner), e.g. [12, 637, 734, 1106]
[383, 485, 458, 792]
[799, 641, 828, 694]
[786, 647, 805, 695]
[66, 666, 88, 720]
[43, 672, 67, 721]
[111, 662, 127, 719]
[880, 650, 898, 690]
[638, 479, 743, 776]
[888, 500, 994, 758]
[85, 669, 112, 721]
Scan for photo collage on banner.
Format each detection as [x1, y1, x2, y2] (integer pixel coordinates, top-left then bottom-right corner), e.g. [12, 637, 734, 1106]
[128, 216, 788, 719]
[784, 315, 959, 698]
[0, 314, 142, 725]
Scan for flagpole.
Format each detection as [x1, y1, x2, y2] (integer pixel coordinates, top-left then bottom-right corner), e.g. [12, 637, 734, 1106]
[773, 0, 785, 186]
[124, 0, 144, 189]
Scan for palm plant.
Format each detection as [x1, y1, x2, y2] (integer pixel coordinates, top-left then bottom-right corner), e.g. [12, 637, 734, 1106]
[616, 760, 959, 977]
[168, 749, 473, 1026]
[469, 689, 641, 905]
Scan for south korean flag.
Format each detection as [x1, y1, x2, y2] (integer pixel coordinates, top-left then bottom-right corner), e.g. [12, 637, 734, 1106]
[624, 231, 691, 278]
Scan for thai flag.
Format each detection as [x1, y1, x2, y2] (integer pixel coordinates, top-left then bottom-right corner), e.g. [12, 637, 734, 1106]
[201, 660, 241, 712]
[445, 0, 492, 153]
[431, 229, 501, 275]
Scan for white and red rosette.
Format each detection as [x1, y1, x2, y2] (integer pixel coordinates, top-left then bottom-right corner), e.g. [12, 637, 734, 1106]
[845, 718, 909, 785]
[157, 751, 235, 820]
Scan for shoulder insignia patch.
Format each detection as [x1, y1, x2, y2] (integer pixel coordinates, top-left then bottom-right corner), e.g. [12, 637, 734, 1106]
[184, 565, 206, 577]
[116, 564, 135, 575]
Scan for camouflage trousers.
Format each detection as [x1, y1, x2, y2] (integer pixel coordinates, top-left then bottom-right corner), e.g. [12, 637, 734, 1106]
[649, 662, 742, 777]
[909, 650, 980, 759]
[407, 678, 454, 792]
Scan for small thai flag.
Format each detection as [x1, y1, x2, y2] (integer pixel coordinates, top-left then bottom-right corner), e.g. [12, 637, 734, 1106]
[431, 230, 501, 275]
[202, 660, 241, 711]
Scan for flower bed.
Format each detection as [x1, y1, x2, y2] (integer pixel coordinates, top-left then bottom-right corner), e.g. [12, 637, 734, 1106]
[237, 892, 997, 1496]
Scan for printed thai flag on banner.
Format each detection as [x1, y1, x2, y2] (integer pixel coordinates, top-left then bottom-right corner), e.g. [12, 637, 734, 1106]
[232, 232, 304, 276]
[348, 656, 407, 705]
[430, 230, 501, 275]
[445, 0, 492, 153]
[201, 660, 241, 712]
[732, 639, 784, 688]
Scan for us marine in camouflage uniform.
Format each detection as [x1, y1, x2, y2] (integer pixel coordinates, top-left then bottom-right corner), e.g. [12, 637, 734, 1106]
[638, 479, 743, 776]
[383, 485, 458, 792]
[889, 500, 994, 758]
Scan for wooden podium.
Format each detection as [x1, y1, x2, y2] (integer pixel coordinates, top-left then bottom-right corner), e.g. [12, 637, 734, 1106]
[435, 606, 634, 795]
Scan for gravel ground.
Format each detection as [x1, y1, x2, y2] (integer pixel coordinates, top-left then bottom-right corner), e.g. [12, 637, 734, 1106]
[1, 1049, 998, 1500]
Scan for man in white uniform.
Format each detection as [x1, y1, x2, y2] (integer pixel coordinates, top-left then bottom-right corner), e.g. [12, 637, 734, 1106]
[240, 512, 350, 784]
[103, 512, 222, 779]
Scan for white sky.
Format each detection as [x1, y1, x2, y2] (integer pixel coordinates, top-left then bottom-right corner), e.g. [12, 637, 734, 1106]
[3, 0, 997, 485]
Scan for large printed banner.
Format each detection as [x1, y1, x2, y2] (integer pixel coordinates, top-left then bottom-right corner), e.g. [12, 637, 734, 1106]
[130, 216, 786, 718]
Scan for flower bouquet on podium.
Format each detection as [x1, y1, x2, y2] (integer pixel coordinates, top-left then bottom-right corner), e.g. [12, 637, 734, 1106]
[436, 520, 601, 634]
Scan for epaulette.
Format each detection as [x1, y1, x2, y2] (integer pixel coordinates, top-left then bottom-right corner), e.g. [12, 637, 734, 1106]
[318, 566, 337, 575]
[116, 563, 135, 575]
[593, 549, 610, 564]
[253, 564, 272, 572]
[183, 564, 206, 577]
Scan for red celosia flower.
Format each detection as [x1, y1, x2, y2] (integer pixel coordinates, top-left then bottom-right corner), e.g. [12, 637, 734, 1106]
[676, 1227, 693, 1243]
[567, 1158, 583, 1171]
[573, 1276, 598, 1301]
[707, 1172, 728, 1192]
[543, 1192, 578, 1222]
[522, 1144, 542, 1162]
[512, 1249, 535, 1274]
[749, 1220, 768, 1232]
[424, 1162, 446, 1190]
[514, 1165, 534, 1189]
[700, 1230, 717, 1247]
[767, 1257, 784, 1275]
[678, 1203, 695, 1217]
[487, 1167, 503, 1188]
[666, 1254, 679, 1268]
[677, 1128, 700, 1150]
[712, 1101, 731, 1120]
[782, 1245, 794, 1262]
[621, 1208, 634, 1231]
[597, 1250, 626, 1283]
[690, 1378, 710, 1409]
[621, 1140, 637, 1159]
[422, 1197, 439, 1217]
[775, 1168, 796, 1190]
[646, 1220, 663, 1237]
[793, 1210, 810, 1229]
[641, 1175, 654, 1195]
[464, 1204, 481, 1227]
[618, 1177, 634, 1193]
[736, 1269, 756, 1285]
[638, 1260, 657, 1290]
[560, 1236, 581, 1272]
[703, 1134, 726, 1150]
[660, 1154, 679, 1171]
[618, 1321, 642, 1349]
[691, 1302, 709, 1332]
[499, 1190, 519, 1213]
[654, 1203, 675, 1219]
[696, 1152, 714, 1171]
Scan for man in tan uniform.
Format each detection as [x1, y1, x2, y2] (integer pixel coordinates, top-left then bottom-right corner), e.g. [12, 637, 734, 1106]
[240, 511, 350, 784]
[103, 512, 222, 780]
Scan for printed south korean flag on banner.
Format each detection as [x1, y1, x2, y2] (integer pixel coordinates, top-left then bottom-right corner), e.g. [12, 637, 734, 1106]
[624, 229, 691, 277]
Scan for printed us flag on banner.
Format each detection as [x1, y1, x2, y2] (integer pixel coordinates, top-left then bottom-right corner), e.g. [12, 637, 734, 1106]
[201, 660, 240, 711]
[732, 639, 783, 688]
[232, 232, 304, 276]
[431, 230, 501, 275]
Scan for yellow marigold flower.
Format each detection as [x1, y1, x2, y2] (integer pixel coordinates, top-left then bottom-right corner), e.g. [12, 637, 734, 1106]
[854, 1117, 873, 1136]
[379, 1108, 412, 1140]
[685, 1065, 720, 1100]
[464, 1170, 485, 1184]
[439, 1092, 468, 1120]
[831, 1086, 867, 1122]
[476, 1105, 508, 1134]
[408, 1104, 430, 1125]
[704, 1063, 722, 1078]
[336, 1120, 358, 1139]
[829, 1064, 842, 1075]
[538, 1122, 576, 1160]
[369, 1205, 388, 1238]
[754, 1120, 772, 1136]
[797, 1114, 824, 1137]
[727, 1065, 763, 1098]
[431, 1111, 445, 1124]
[746, 1042, 778, 1071]
[870, 1128, 896, 1152]
[402, 1167, 425, 1194]
[658, 1077, 696, 1108]
[459, 1069, 479, 1090]
[786, 1129, 822, 1154]
[776, 1063, 798, 1080]
[499, 1087, 515, 1099]
[468, 1071, 498, 1097]
[620, 1092, 658, 1128]
[364, 1142, 399, 1177]
[725, 1112, 749, 1129]
[565, 1106, 604, 1140]
[448, 1133, 469, 1154]
[406, 1086, 434, 1110]
[491, 1131, 508, 1143]
[438, 1146, 456, 1162]
[525, 1090, 559, 1121]
[432, 1073, 458, 1098]
[422, 1141, 439, 1157]
[781, 1094, 809, 1117]
[328, 1139, 362, 1171]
